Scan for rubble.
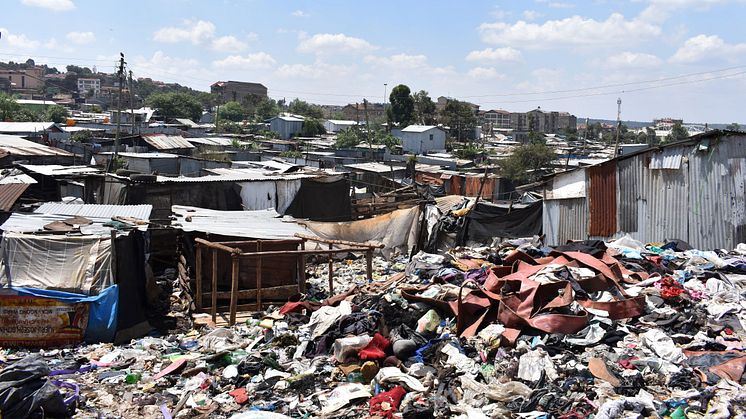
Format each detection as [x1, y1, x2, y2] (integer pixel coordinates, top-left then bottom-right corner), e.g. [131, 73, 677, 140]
[1, 237, 746, 418]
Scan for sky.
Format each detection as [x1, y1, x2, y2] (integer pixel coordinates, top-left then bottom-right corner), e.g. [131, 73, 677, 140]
[2, 0, 746, 123]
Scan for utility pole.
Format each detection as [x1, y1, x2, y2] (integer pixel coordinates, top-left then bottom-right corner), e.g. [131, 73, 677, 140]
[383, 83, 387, 130]
[363, 99, 371, 159]
[614, 97, 621, 157]
[112, 52, 125, 171]
[128, 70, 136, 135]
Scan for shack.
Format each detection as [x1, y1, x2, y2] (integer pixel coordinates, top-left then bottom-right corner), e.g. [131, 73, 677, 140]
[541, 130, 746, 249]
[0, 203, 152, 346]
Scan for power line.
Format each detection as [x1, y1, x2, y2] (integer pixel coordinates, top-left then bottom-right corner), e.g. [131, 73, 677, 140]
[478, 69, 746, 105]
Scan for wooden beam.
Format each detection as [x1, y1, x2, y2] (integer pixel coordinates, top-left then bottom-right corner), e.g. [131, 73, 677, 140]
[195, 243, 202, 311]
[237, 248, 377, 257]
[211, 249, 218, 322]
[229, 255, 239, 325]
[212, 239, 304, 246]
[200, 284, 298, 302]
[328, 243, 334, 296]
[256, 240, 263, 311]
[294, 233, 384, 249]
[194, 238, 242, 254]
[366, 248, 373, 282]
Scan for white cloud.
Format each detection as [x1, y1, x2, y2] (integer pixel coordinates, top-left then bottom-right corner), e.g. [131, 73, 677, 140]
[275, 61, 354, 79]
[466, 47, 522, 62]
[65, 31, 95, 44]
[604, 51, 662, 68]
[292, 10, 309, 17]
[548, 2, 575, 8]
[211, 35, 247, 52]
[670, 34, 746, 63]
[21, 0, 74, 11]
[153, 20, 215, 45]
[297, 33, 376, 55]
[364, 53, 429, 70]
[478, 13, 661, 48]
[523, 10, 542, 21]
[639, 0, 728, 21]
[0, 28, 40, 50]
[467, 67, 507, 80]
[490, 8, 511, 19]
[130, 51, 209, 83]
[212, 52, 276, 69]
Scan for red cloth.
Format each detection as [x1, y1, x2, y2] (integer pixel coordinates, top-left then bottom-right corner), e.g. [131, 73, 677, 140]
[618, 357, 639, 370]
[279, 301, 322, 315]
[369, 386, 406, 418]
[358, 333, 390, 360]
[228, 388, 249, 404]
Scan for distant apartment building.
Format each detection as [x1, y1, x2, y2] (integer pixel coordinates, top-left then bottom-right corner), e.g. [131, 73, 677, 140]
[436, 96, 480, 113]
[342, 102, 385, 122]
[512, 107, 577, 133]
[211, 81, 268, 103]
[653, 117, 683, 128]
[481, 109, 512, 129]
[0, 67, 44, 93]
[77, 78, 101, 96]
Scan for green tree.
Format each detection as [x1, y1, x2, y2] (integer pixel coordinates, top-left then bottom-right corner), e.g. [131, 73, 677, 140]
[387, 84, 415, 127]
[146, 92, 203, 121]
[413, 90, 437, 124]
[71, 130, 94, 142]
[13, 109, 40, 122]
[218, 101, 245, 122]
[440, 100, 477, 141]
[726, 122, 741, 131]
[0, 93, 20, 121]
[255, 97, 280, 121]
[219, 121, 243, 134]
[373, 131, 400, 151]
[301, 118, 326, 137]
[665, 122, 689, 142]
[499, 143, 556, 184]
[287, 98, 324, 119]
[44, 104, 68, 123]
[66, 65, 93, 76]
[335, 128, 361, 148]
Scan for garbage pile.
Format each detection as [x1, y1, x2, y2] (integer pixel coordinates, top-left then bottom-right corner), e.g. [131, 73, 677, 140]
[1, 236, 746, 418]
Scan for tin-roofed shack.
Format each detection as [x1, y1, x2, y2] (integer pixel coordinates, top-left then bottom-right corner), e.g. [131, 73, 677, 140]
[0, 203, 152, 346]
[541, 130, 746, 249]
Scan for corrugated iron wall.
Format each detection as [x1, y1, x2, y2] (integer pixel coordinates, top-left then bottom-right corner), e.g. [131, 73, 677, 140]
[543, 198, 587, 246]
[588, 162, 617, 236]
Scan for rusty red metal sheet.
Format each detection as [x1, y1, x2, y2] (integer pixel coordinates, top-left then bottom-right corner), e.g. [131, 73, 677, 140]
[588, 162, 617, 237]
[0, 183, 29, 212]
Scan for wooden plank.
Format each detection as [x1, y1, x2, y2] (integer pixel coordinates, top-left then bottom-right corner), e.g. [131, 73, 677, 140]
[200, 284, 298, 302]
[195, 244, 202, 311]
[211, 249, 218, 322]
[328, 243, 334, 295]
[229, 255, 239, 325]
[238, 248, 377, 257]
[256, 240, 263, 311]
[212, 239, 303, 246]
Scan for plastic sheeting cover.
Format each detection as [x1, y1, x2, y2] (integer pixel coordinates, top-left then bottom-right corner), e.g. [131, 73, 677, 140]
[0, 233, 113, 295]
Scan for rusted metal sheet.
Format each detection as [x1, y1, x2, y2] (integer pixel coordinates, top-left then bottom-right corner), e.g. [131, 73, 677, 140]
[141, 134, 195, 150]
[0, 183, 29, 211]
[588, 161, 617, 237]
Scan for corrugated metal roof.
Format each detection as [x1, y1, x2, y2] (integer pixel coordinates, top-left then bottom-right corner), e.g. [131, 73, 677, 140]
[171, 205, 307, 239]
[0, 183, 29, 211]
[18, 164, 100, 176]
[0, 135, 73, 156]
[34, 203, 152, 222]
[649, 148, 683, 169]
[401, 125, 440, 133]
[141, 134, 195, 150]
[345, 162, 403, 173]
[0, 122, 58, 133]
[118, 152, 179, 159]
[185, 137, 236, 146]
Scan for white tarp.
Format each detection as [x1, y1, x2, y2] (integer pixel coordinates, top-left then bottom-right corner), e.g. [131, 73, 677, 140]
[238, 179, 302, 213]
[301, 205, 422, 259]
[546, 169, 586, 200]
[0, 233, 113, 295]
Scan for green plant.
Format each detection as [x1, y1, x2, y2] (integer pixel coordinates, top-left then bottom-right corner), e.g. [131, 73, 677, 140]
[71, 130, 94, 142]
[279, 150, 303, 158]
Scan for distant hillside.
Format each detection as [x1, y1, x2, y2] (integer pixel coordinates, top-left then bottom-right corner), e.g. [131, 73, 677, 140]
[583, 118, 744, 129]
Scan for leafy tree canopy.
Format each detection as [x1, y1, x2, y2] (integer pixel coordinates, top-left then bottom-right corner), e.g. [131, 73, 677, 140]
[665, 122, 689, 143]
[287, 98, 324, 119]
[440, 100, 477, 141]
[218, 101, 244, 122]
[387, 84, 415, 127]
[145, 92, 203, 121]
[413, 90, 437, 125]
[499, 143, 556, 185]
[0, 93, 20, 121]
[44, 104, 68, 123]
[301, 118, 326, 137]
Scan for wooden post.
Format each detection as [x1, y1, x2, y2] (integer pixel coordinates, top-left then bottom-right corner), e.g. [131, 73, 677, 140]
[211, 249, 218, 322]
[256, 240, 263, 310]
[366, 249, 373, 282]
[229, 254, 239, 325]
[298, 240, 306, 293]
[328, 243, 334, 296]
[195, 243, 202, 311]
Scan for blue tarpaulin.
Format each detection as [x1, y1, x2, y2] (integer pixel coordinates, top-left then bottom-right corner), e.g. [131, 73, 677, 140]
[13, 285, 119, 343]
